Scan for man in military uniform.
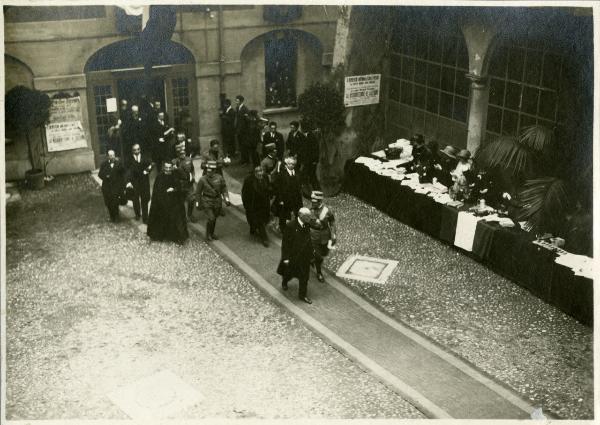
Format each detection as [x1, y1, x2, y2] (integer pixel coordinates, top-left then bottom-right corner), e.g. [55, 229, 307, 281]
[260, 143, 279, 182]
[172, 149, 196, 221]
[195, 160, 231, 241]
[309, 190, 337, 282]
[201, 139, 226, 175]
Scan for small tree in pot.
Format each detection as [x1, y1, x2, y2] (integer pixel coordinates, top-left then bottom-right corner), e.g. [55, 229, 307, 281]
[5, 85, 51, 189]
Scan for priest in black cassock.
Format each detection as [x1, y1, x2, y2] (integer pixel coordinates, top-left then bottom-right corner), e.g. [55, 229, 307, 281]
[147, 162, 189, 244]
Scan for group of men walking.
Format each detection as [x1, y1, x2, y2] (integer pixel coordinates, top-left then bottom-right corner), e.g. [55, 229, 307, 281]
[98, 94, 334, 304]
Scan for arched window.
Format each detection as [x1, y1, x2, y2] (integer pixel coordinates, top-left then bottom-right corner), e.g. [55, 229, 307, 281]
[388, 19, 470, 145]
[264, 31, 297, 108]
[486, 38, 566, 138]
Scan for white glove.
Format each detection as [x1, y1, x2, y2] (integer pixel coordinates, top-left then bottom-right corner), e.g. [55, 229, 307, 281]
[126, 182, 133, 189]
[167, 187, 174, 193]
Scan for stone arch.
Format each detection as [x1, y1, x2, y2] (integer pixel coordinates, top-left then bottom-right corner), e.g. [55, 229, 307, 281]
[5, 54, 34, 90]
[240, 28, 323, 63]
[84, 38, 196, 72]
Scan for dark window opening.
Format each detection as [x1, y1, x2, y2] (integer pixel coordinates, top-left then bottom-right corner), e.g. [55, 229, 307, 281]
[265, 33, 297, 108]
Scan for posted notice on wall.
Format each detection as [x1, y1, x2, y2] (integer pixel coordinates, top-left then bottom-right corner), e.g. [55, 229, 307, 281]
[344, 74, 381, 107]
[45, 96, 87, 152]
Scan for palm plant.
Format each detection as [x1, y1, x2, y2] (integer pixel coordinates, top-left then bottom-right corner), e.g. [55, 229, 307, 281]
[476, 125, 572, 234]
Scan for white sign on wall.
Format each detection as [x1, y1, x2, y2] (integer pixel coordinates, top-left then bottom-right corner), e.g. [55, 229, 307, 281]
[106, 97, 117, 113]
[45, 96, 87, 152]
[344, 74, 381, 107]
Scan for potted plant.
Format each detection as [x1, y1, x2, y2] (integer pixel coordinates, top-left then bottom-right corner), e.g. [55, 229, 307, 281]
[475, 125, 573, 235]
[5, 85, 51, 190]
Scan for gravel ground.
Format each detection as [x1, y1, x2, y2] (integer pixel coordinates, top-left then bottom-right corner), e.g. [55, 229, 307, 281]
[322, 192, 593, 419]
[5, 174, 425, 420]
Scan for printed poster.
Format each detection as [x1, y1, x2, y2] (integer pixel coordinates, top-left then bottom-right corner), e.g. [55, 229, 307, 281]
[344, 74, 381, 107]
[45, 96, 87, 152]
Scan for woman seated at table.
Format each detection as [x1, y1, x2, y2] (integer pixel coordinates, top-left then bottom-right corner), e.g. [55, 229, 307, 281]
[451, 149, 472, 181]
[432, 145, 458, 187]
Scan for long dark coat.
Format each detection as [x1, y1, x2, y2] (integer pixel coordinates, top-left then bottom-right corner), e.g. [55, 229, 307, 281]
[286, 130, 305, 158]
[147, 173, 188, 243]
[263, 131, 285, 161]
[274, 168, 303, 218]
[242, 174, 271, 227]
[125, 154, 152, 200]
[98, 159, 125, 208]
[277, 218, 313, 281]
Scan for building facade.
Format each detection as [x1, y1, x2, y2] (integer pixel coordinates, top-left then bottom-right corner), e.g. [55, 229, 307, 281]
[338, 6, 593, 164]
[4, 5, 337, 180]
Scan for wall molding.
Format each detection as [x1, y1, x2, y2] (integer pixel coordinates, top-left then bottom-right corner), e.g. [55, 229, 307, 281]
[34, 74, 87, 91]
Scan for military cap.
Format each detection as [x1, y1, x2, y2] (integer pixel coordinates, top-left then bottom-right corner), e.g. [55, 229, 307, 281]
[311, 190, 324, 200]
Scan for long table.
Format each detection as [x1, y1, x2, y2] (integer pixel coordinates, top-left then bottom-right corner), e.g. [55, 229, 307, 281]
[344, 160, 593, 326]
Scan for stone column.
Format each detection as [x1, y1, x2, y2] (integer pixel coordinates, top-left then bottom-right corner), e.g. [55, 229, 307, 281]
[465, 73, 490, 155]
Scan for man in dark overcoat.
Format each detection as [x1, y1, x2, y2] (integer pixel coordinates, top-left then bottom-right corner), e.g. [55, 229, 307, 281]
[235, 95, 250, 163]
[286, 120, 305, 158]
[277, 207, 315, 304]
[242, 166, 272, 247]
[125, 143, 152, 223]
[273, 156, 303, 233]
[98, 150, 125, 222]
[298, 124, 321, 191]
[147, 162, 189, 244]
[220, 98, 236, 159]
[262, 121, 285, 161]
[172, 149, 196, 221]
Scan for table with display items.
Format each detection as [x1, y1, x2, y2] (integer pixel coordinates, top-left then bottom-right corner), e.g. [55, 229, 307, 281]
[344, 160, 593, 326]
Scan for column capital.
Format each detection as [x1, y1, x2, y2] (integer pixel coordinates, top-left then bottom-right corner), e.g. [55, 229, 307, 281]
[465, 73, 488, 90]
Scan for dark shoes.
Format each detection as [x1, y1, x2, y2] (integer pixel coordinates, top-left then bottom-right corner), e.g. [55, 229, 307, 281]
[281, 281, 288, 291]
[262, 240, 269, 247]
[317, 273, 325, 282]
[300, 296, 312, 304]
[211, 234, 219, 240]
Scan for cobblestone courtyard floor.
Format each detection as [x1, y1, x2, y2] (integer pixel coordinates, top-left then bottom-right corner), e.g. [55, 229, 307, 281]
[5, 174, 423, 420]
[4, 171, 594, 419]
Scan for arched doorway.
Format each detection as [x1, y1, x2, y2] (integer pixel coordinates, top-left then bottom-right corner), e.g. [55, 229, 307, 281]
[84, 38, 197, 164]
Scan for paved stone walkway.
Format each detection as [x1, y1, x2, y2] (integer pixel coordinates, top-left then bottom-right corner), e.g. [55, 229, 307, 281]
[90, 168, 546, 419]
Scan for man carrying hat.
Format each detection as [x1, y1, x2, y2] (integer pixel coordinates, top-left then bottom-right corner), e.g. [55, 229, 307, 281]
[277, 207, 315, 304]
[195, 160, 231, 241]
[309, 191, 337, 282]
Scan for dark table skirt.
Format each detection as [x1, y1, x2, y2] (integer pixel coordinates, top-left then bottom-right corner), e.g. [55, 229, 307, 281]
[344, 160, 593, 326]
